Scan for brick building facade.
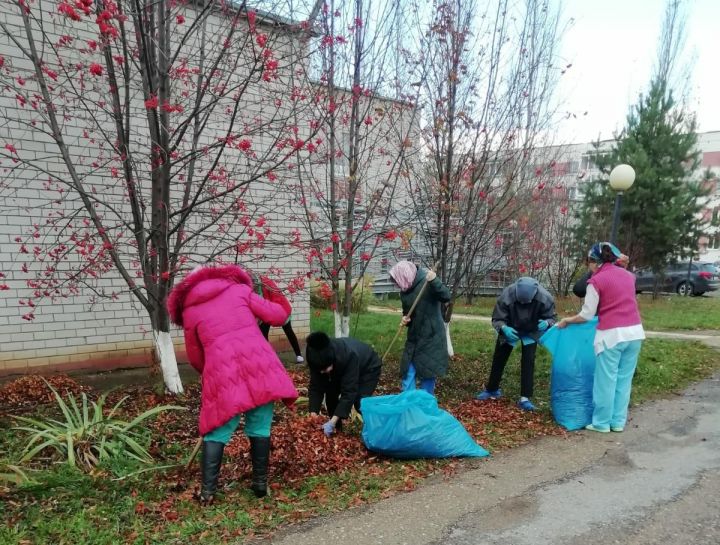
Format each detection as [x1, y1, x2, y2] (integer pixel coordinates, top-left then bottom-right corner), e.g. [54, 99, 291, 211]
[0, 2, 312, 377]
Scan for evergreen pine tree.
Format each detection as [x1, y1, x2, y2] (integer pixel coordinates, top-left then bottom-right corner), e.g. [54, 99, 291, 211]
[574, 78, 706, 275]
[574, 0, 707, 277]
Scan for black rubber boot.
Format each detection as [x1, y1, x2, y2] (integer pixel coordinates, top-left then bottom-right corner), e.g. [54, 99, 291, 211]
[249, 436, 271, 498]
[200, 440, 224, 504]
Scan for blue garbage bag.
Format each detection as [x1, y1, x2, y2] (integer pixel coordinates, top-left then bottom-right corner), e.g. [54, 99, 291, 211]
[540, 318, 598, 431]
[360, 390, 489, 459]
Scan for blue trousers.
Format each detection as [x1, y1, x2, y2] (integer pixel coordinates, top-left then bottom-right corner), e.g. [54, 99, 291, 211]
[203, 402, 274, 444]
[592, 340, 642, 430]
[401, 362, 436, 395]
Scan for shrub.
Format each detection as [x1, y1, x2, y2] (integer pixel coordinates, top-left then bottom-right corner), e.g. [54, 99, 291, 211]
[310, 278, 334, 309]
[12, 382, 184, 471]
[310, 276, 374, 312]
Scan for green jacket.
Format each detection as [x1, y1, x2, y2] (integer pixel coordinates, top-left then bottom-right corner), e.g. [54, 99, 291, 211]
[400, 269, 452, 380]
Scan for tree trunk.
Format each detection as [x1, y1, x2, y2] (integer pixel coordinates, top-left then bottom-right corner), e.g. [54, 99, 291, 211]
[151, 307, 184, 394]
[152, 330, 183, 394]
[334, 310, 350, 338]
[652, 275, 662, 300]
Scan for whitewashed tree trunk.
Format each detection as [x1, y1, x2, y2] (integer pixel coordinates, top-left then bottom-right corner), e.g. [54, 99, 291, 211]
[445, 321, 454, 357]
[153, 330, 184, 394]
[334, 310, 351, 338]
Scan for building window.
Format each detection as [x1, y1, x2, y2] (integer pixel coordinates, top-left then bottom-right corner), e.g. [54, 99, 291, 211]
[712, 233, 720, 250]
[337, 131, 351, 169]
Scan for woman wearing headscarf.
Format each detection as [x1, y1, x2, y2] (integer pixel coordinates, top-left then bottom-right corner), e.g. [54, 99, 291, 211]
[167, 265, 298, 502]
[557, 242, 645, 433]
[572, 253, 630, 298]
[388, 260, 451, 395]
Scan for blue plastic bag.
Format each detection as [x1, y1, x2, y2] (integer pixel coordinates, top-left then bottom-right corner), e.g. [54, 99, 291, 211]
[540, 318, 598, 431]
[360, 390, 489, 459]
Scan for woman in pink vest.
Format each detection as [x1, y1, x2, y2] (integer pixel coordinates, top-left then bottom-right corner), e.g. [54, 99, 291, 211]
[557, 242, 645, 433]
[167, 265, 298, 502]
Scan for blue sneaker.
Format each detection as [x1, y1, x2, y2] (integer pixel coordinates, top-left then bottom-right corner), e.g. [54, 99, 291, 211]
[517, 399, 536, 411]
[475, 389, 502, 401]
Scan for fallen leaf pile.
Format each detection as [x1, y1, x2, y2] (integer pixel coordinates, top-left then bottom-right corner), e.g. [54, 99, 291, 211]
[285, 368, 308, 384]
[111, 376, 373, 488]
[2, 369, 577, 545]
[2, 368, 567, 502]
[0, 374, 87, 410]
[450, 399, 566, 449]
[222, 414, 371, 485]
[107, 382, 201, 415]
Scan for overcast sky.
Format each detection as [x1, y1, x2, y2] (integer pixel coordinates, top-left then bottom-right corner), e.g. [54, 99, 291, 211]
[554, 0, 720, 144]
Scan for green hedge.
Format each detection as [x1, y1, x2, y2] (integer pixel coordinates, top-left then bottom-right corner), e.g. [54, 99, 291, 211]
[310, 277, 374, 312]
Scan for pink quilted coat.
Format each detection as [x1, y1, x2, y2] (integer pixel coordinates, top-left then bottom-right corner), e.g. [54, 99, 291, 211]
[167, 265, 298, 435]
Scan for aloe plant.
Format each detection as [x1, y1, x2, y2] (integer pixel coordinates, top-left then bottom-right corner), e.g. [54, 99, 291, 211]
[12, 381, 184, 471]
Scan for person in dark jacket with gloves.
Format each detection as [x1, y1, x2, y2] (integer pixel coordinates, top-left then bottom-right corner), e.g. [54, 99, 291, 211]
[305, 332, 383, 436]
[475, 277, 556, 411]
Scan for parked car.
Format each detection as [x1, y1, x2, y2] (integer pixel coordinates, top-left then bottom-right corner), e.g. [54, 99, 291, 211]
[634, 262, 720, 296]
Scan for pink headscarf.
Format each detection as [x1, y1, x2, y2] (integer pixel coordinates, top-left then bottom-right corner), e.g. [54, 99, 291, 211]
[389, 260, 418, 292]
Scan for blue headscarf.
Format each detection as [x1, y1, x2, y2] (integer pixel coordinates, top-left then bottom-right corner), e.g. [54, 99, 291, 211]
[588, 242, 622, 263]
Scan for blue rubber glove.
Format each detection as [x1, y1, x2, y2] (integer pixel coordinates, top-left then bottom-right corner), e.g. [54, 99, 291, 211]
[322, 420, 336, 437]
[537, 320, 549, 332]
[501, 325, 520, 343]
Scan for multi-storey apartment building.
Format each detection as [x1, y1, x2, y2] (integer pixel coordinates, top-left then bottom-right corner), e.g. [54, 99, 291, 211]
[367, 130, 720, 298]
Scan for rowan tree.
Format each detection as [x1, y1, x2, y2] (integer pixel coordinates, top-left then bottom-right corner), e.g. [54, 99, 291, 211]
[406, 0, 566, 320]
[0, 0, 321, 391]
[293, 0, 421, 337]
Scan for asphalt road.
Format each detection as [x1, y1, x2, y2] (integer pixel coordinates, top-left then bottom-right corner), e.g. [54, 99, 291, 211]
[263, 374, 720, 545]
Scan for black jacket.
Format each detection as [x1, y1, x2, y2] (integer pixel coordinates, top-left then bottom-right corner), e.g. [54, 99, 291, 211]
[307, 337, 382, 419]
[573, 271, 592, 298]
[491, 282, 556, 343]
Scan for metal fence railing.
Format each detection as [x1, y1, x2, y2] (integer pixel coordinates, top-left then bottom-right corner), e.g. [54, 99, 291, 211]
[371, 274, 506, 298]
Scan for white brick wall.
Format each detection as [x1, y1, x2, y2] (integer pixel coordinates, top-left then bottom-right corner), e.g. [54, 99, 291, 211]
[0, 1, 311, 375]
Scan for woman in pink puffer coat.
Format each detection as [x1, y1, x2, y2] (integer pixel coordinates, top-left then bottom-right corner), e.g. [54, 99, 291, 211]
[167, 265, 298, 502]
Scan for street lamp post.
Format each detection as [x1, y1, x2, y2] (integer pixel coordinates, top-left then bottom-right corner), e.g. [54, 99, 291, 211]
[608, 164, 636, 244]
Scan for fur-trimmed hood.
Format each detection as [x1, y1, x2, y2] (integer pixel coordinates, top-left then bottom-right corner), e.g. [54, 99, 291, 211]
[167, 265, 252, 327]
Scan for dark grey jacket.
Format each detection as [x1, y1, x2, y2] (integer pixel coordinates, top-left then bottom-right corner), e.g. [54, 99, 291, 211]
[400, 269, 452, 380]
[491, 282, 556, 344]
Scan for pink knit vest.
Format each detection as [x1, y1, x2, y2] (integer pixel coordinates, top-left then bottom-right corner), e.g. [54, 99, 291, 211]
[588, 264, 642, 330]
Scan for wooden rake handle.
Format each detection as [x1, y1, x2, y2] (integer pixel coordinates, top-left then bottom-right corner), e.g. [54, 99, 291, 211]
[381, 263, 438, 362]
[186, 437, 202, 469]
